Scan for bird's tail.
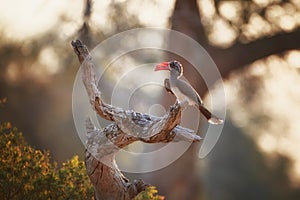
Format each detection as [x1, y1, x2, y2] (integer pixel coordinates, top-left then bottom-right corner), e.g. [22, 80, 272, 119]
[198, 104, 223, 125]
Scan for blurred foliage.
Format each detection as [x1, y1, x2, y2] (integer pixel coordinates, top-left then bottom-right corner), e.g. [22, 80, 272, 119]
[0, 121, 94, 200]
[134, 186, 165, 200]
[198, 0, 300, 47]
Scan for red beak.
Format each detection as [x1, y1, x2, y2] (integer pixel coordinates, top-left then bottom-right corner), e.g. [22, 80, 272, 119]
[154, 62, 170, 71]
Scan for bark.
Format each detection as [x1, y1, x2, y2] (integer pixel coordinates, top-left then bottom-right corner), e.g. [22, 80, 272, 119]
[71, 40, 201, 200]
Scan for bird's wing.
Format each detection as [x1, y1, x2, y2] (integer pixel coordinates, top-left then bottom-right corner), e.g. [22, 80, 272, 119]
[164, 79, 174, 95]
[176, 79, 203, 105]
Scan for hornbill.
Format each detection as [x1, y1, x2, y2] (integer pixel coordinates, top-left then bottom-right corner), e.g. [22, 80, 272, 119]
[155, 60, 223, 125]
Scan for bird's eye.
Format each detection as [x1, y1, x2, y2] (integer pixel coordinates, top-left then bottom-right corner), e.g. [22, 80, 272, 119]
[169, 62, 174, 69]
[170, 61, 177, 68]
[169, 61, 182, 73]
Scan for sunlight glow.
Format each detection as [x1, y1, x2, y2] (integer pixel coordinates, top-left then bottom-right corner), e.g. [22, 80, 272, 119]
[219, 1, 241, 22]
[6, 63, 19, 82]
[286, 50, 300, 68]
[209, 18, 237, 47]
[198, 0, 216, 19]
[127, 0, 175, 27]
[258, 134, 277, 152]
[91, 0, 112, 34]
[253, 0, 274, 7]
[243, 13, 272, 40]
[266, 3, 298, 32]
[279, 15, 296, 31]
[228, 52, 300, 183]
[38, 47, 60, 75]
[266, 5, 284, 19]
[0, 0, 175, 40]
[0, 0, 83, 40]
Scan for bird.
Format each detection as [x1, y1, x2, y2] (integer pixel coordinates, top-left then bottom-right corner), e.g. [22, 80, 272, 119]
[155, 60, 223, 125]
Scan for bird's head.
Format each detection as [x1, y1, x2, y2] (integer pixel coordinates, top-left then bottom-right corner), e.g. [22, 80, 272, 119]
[154, 60, 183, 77]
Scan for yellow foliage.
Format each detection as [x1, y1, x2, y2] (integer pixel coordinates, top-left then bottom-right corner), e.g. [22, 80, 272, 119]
[134, 186, 165, 200]
[0, 122, 94, 200]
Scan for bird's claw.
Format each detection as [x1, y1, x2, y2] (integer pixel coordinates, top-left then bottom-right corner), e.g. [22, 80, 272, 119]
[179, 99, 189, 108]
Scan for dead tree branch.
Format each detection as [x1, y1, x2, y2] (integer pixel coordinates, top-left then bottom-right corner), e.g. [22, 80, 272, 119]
[71, 40, 201, 199]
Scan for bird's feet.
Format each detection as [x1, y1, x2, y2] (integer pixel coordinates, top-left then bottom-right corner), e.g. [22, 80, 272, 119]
[179, 99, 189, 108]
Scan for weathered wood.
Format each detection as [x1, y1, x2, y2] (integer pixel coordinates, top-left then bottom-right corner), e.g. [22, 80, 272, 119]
[71, 39, 201, 200]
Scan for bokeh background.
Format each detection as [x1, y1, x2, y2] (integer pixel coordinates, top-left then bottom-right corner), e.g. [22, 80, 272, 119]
[1, 0, 300, 199]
